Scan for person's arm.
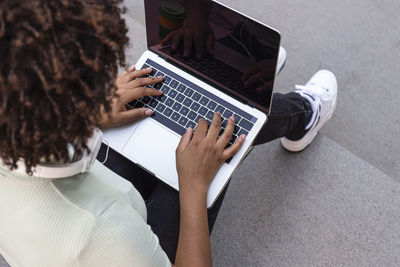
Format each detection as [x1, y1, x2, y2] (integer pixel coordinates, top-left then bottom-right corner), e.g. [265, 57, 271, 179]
[174, 113, 246, 266]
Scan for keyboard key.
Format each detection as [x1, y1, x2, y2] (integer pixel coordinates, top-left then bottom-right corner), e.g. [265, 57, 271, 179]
[141, 64, 150, 70]
[136, 101, 145, 108]
[198, 106, 208, 116]
[156, 103, 166, 113]
[184, 88, 194, 97]
[192, 92, 201, 101]
[154, 82, 162, 90]
[142, 96, 151, 103]
[179, 106, 189, 116]
[221, 119, 228, 128]
[239, 119, 253, 131]
[163, 107, 173, 117]
[233, 125, 240, 135]
[158, 95, 167, 103]
[186, 121, 196, 129]
[238, 129, 249, 137]
[222, 109, 233, 119]
[191, 102, 200, 112]
[195, 115, 203, 123]
[199, 96, 209, 106]
[177, 84, 186, 93]
[206, 110, 214, 120]
[127, 100, 137, 108]
[171, 112, 181, 122]
[188, 111, 197, 120]
[168, 90, 177, 99]
[175, 93, 185, 103]
[148, 99, 158, 108]
[215, 105, 225, 114]
[165, 98, 174, 107]
[233, 114, 241, 124]
[172, 102, 182, 112]
[178, 117, 188, 126]
[183, 98, 193, 107]
[170, 80, 179, 89]
[163, 75, 172, 85]
[152, 112, 186, 136]
[205, 119, 212, 127]
[207, 101, 217, 110]
[160, 85, 170, 94]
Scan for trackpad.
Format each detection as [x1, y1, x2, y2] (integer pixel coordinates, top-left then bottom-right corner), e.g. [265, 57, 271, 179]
[122, 119, 180, 188]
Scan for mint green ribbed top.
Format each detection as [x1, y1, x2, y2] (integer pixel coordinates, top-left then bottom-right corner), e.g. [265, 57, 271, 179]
[0, 161, 170, 267]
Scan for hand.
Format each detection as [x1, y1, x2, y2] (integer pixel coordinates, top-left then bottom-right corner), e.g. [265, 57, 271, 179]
[98, 66, 163, 128]
[241, 59, 275, 94]
[162, 17, 215, 59]
[176, 113, 246, 193]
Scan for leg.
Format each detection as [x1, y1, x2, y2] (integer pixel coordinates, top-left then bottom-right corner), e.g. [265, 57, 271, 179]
[97, 145, 160, 200]
[146, 181, 229, 263]
[253, 92, 313, 146]
[97, 144, 228, 263]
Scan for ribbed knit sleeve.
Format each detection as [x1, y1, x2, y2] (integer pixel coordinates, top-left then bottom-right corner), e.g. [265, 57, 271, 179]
[77, 199, 171, 267]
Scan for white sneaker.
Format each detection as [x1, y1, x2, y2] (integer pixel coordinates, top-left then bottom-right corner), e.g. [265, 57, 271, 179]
[281, 70, 337, 152]
[276, 47, 287, 76]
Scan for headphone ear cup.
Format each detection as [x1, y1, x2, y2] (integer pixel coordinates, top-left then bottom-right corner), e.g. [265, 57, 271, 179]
[83, 128, 103, 172]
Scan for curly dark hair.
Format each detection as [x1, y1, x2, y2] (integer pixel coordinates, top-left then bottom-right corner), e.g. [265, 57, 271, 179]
[0, 0, 129, 174]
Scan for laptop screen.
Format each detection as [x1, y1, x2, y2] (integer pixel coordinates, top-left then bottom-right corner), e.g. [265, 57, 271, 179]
[144, 0, 280, 113]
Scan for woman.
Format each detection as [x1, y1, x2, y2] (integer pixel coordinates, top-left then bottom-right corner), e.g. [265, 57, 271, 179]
[0, 0, 242, 266]
[0, 0, 337, 266]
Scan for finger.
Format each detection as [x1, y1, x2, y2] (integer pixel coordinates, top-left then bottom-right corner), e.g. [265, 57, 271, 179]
[171, 31, 181, 50]
[114, 108, 154, 126]
[177, 127, 193, 152]
[183, 31, 193, 57]
[124, 68, 153, 83]
[207, 32, 215, 55]
[242, 65, 263, 82]
[120, 87, 163, 105]
[193, 118, 208, 141]
[217, 116, 235, 147]
[132, 75, 163, 88]
[195, 32, 206, 59]
[207, 112, 222, 140]
[256, 81, 274, 94]
[243, 72, 266, 88]
[222, 134, 246, 160]
[161, 32, 174, 45]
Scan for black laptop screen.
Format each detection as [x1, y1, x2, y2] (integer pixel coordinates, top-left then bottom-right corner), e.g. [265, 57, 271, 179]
[144, 0, 280, 113]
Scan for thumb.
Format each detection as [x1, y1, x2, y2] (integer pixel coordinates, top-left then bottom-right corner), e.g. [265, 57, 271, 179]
[115, 108, 153, 126]
[177, 127, 193, 152]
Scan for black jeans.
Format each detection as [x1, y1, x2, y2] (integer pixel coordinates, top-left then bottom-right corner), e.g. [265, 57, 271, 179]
[96, 92, 312, 263]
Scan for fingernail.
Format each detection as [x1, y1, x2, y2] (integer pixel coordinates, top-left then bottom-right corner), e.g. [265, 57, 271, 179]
[128, 65, 135, 71]
[157, 75, 163, 80]
[216, 112, 221, 116]
[241, 134, 246, 140]
[230, 116, 235, 122]
[187, 127, 192, 132]
[145, 109, 153, 116]
[146, 67, 152, 72]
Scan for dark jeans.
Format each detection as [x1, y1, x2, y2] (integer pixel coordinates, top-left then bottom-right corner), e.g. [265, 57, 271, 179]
[96, 92, 312, 263]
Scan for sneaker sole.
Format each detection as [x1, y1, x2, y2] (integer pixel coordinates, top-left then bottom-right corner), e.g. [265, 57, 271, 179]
[280, 96, 337, 152]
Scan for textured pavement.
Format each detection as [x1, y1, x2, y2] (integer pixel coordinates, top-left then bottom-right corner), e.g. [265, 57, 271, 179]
[1, 0, 399, 266]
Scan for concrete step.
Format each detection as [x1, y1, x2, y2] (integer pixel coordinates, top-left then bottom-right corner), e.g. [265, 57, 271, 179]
[211, 136, 400, 266]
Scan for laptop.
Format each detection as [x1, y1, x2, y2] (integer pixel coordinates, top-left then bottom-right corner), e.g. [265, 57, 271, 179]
[103, 0, 282, 208]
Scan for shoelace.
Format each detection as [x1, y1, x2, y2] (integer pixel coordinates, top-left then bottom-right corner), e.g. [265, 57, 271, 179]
[295, 84, 325, 130]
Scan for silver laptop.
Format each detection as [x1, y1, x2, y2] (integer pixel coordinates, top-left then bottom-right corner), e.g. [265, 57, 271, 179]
[103, 0, 282, 208]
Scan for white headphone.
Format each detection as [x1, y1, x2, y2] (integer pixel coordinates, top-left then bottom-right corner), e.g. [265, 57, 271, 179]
[10, 128, 104, 179]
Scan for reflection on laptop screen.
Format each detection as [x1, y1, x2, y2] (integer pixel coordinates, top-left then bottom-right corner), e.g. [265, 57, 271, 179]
[144, 0, 280, 113]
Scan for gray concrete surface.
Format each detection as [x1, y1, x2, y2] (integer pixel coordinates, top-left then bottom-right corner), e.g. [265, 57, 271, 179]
[1, 0, 399, 266]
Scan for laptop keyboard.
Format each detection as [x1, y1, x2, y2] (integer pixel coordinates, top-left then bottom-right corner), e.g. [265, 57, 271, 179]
[127, 59, 257, 151]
